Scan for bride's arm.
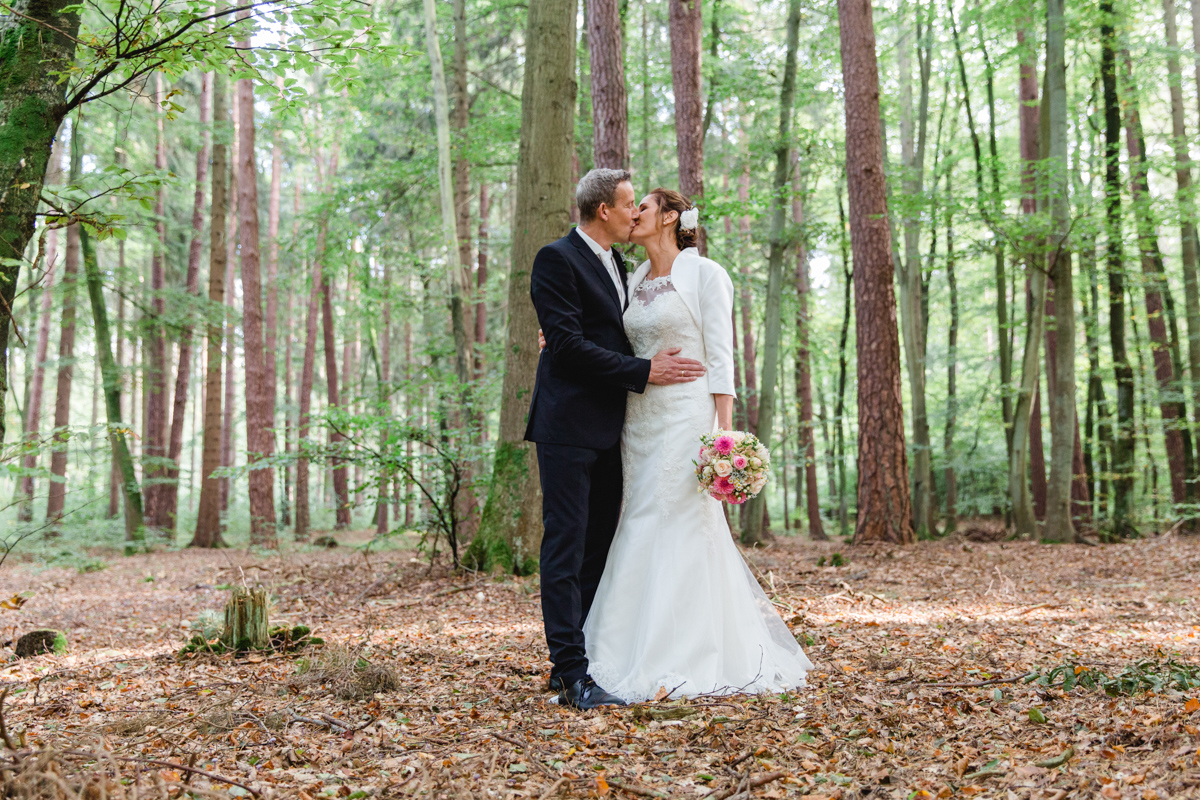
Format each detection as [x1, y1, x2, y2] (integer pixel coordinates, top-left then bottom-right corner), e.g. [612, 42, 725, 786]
[697, 261, 738, 398]
[715, 395, 734, 430]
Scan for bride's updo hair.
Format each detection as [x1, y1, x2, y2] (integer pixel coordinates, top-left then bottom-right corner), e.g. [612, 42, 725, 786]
[648, 188, 698, 249]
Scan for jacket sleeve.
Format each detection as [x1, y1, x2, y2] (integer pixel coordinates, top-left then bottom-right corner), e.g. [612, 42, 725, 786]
[530, 245, 652, 393]
[698, 260, 737, 397]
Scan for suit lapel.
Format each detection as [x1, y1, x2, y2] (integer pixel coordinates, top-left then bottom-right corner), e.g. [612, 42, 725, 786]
[613, 248, 629, 310]
[569, 229, 624, 315]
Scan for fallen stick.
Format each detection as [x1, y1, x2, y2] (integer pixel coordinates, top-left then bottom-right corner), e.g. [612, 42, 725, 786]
[704, 771, 785, 800]
[538, 777, 568, 800]
[894, 672, 1035, 690]
[61, 750, 260, 797]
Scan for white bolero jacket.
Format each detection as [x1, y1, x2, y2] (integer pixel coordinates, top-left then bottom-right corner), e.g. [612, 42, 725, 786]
[627, 247, 738, 398]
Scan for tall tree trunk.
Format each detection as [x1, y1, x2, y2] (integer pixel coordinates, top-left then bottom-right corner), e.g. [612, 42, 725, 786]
[144, 74, 170, 530]
[1163, 0, 1200, 504]
[453, 0, 475, 341]
[741, 0, 800, 546]
[376, 258, 392, 536]
[474, 181, 489, 380]
[192, 70, 228, 549]
[424, 0, 474, 385]
[1101, 1, 1134, 534]
[471, 0, 575, 573]
[839, 0, 913, 544]
[45, 115, 82, 523]
[294, 236, 324, 540]
[835, 182, 852, 537]
[1043, 0, 1076, 543]
[669, 0, 705, 253]
[266, 84, 282, 462]
[107, 255, 123, 519]
[163, 73, 211, 534]
[793, 157, 826, 541]
[737, 166, 758, 432]
[0, 0, 81, 445]
[83, 222, 144, 549]
[589, 0, 630, 168]
[221, 94, 239, 519]
[283, 181, 302, 527]
[237, 48, 278, 547]
[943, 155, 958, 533]
[898, 7, 933, 536]
[1124, 53, 1190, 507]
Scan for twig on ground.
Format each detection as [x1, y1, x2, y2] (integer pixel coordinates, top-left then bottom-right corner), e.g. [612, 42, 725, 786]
[607, 777, 669, 798]
[703, 771, 785, 800]
[538, 776, 568, 800]
[894, 672, 1035, 690]
[61, 749, 262, 797]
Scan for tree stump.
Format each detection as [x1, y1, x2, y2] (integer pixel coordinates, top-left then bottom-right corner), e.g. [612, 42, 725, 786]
[221, 587, 269, 650]
[15, 630, 67, 658]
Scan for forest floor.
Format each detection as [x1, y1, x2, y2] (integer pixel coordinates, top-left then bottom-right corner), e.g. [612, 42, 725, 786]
[0, 522, 1197, 799]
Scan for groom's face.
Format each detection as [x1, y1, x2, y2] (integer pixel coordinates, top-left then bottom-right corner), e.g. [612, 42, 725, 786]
[602, 181, 639, 244]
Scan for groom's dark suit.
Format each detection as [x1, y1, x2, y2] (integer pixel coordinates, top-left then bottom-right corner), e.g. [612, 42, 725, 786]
[525, 228, 652, 688]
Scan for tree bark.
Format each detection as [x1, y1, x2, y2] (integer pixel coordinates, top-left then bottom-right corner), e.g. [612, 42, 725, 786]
[221, 103, 239, 517]
[471, 0, 575, 573]
[0, 0, 81, 446]
[45, 115, 82, 524]
[266, 81, 282, 470]
[669, 0, 705, 252]
[741, 0, 800, 546]
[792, 156, 826, 541]
[83, 221, 144, 549]
[1123, 53, 1190, 507]
[898, 9, 933, 537]
[588, 0, 630, 168]
[1101, 1, 1134, 533]
[475, 181, 489, 380]
[737, 166, 758, 432]
[943, 154, 958, 534]
[192, 70, 228, 549]
[1162, 0, 1200, 504]
[838, 0, 913, 544]
[236, 51, 278, 547]
[835, 182, 852, 537]
[163, 73, 211, 534]
[318, 154, 350, 530]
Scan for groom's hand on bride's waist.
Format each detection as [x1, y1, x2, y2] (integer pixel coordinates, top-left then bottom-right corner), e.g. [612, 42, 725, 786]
[648, 347, 706, 385]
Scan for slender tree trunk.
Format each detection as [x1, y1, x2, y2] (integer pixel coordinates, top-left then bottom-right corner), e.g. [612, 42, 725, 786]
[741, 0, 800, 546]
[19, 220, 58, 520]
[192, 69, 228, 549]
[453, 0, 475, 342]
[943, 156, 958, 534]
[83, 222, 144, 549]
[471, 0, 575, 572]
[737, 166, 758, 432]
[835, 182, 852, 536]
[221, 104, 239, 519]
[839, 0, 913, 544]
[1101, 1, 1134, 533]
[1124, 53, 1190, 507]
[283, 181, 302, 527]
[45, 116, 82, 524]
[669, 0, 705, 253]
[792, 156, 826, 541]
[108, 259, 123, 519]
[424, 0, 474, 384]
[266, 83, 282, 464]
[475, 181, 489, 380]
[163, 73, 211, 534]
[1163, 0, 1200, 504]
[376, 258, 392, 536]
[0, 0, 82, 445]
[294, 242, 324, 540]
[898, 5, 933, 538]
[589, 0, 630, 168]
[143, 75, 170, 529]
[236, 49, 278, 547]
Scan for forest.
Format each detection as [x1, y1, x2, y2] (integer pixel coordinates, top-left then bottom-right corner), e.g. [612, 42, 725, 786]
[0, 0, 1196, 795]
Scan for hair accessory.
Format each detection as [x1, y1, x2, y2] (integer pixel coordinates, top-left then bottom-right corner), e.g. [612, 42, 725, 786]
[679, 207, 700, 231]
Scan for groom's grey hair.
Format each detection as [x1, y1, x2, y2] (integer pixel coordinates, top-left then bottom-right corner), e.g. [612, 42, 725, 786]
[576, 168, 632, 223]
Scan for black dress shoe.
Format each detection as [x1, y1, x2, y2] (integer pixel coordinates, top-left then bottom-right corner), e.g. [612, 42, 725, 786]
[559, 677, 626, 710]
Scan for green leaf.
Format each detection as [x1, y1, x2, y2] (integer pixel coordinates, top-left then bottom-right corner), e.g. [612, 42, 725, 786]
[1027, 707, 1047, 724]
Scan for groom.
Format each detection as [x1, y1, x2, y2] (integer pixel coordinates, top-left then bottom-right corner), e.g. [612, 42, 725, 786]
[525, 168, 706, 710]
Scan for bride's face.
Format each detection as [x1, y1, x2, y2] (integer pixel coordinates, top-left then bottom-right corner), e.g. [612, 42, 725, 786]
[630, 194, 679, 247]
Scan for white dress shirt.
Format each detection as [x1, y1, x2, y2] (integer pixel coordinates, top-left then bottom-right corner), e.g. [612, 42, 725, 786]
[576, 226, 626, 306]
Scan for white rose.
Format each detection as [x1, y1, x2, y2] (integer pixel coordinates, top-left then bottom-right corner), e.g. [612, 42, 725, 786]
[703, 466, 714, 479]
[732, 431, 747, 444]
[714, 460, 733, 476]
[750, 457, 762, 469]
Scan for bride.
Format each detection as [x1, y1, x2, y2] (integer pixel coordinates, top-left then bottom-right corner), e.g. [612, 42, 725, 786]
[582, 188, 813, 702]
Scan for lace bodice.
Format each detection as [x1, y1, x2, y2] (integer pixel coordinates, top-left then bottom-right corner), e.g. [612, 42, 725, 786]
[623, 274, 703, 361]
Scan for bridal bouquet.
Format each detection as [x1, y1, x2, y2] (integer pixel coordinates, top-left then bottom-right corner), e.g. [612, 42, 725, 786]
[694, 430, 770, 505]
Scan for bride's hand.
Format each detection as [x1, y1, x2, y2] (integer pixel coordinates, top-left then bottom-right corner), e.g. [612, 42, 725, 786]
[538, 328, 546, 352]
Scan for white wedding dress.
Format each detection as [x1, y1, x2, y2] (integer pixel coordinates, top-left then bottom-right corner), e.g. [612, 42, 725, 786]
[583, 272, 813, 702]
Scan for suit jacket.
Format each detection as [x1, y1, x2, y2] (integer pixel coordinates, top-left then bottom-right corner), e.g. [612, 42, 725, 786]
[524, 229, 652, 450]
[625, 247, 738, 397]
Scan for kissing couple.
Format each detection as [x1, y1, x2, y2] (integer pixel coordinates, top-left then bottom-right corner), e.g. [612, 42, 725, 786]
[524, 168, 813, 709]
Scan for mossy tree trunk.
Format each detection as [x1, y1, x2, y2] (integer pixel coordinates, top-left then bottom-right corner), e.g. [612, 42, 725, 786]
[0, 0, 81, 444]
[470, 0, 576, 574]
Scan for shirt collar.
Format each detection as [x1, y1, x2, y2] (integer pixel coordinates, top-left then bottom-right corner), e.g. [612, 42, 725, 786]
[575, 226, 611, 259]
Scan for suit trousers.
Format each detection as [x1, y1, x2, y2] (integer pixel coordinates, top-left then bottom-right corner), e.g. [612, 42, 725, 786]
[536, 440, 623, 686]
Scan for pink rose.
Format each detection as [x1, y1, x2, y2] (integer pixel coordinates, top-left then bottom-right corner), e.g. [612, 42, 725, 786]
[728, 495, 746, 505]
[713, 435, 734, 454]
[714, 475, 732, 492]
[709, 490, 727, 501]
[732, 454, 747, 469]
